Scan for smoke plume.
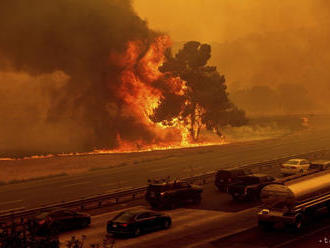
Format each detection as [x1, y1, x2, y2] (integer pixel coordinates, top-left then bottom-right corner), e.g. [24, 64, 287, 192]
[0, 0, 158, 156]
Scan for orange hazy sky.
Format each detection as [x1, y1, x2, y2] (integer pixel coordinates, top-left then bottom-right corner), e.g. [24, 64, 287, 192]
[134, 0, 323, 42]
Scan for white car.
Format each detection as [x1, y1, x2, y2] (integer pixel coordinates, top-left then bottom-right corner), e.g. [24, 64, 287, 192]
[280, 158, 310, 175]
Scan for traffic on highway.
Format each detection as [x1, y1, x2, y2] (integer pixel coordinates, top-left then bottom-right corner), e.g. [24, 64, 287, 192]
[9, 155, 327, 247]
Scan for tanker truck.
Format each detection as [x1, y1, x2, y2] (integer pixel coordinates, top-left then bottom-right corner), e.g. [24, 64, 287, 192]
[257, 170, 330, 230]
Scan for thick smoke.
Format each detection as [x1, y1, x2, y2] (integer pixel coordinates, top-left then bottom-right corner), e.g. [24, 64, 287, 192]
[0, 0, 157, 156]
[135, 0, 330, 115]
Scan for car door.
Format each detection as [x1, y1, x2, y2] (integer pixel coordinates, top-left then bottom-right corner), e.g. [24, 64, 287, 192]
[135, 212, 154, 231]
[301, 160, 310, 170]
[50, 211, 67, 231]
[175, 182, 190, 202]
[63, 211, 75, 230]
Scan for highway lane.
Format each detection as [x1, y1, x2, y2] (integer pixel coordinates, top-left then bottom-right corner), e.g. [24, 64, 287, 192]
[206, 209, 330, 248]
[1, 127, 330, 210]
[60, 207, 257, 248]
[59, 183, 259, 247]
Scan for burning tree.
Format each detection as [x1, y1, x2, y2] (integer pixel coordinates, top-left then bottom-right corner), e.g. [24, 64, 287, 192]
[151, 41, 247, 141]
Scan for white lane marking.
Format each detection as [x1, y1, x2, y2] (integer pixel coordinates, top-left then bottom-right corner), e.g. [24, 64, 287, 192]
[0, 199, 23, 206]
[61, 182, 90, 188]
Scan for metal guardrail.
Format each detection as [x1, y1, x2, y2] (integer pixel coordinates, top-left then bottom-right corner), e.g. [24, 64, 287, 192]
[0, 149, 329, 225]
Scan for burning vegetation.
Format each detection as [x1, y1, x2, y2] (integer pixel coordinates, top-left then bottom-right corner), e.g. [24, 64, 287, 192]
[0, 0, 246, 157]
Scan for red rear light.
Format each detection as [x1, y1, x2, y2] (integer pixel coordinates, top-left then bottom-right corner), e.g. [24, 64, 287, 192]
[38, 220, 46, 225]
[120, 223, 128, 227]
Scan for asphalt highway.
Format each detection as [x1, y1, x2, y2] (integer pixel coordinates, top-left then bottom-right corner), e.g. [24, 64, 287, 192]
[1, 127, 330, 211]
[59, 183, 259, 247]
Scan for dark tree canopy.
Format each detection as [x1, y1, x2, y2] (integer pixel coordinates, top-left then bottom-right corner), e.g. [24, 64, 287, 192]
[151, 41, 247, 141]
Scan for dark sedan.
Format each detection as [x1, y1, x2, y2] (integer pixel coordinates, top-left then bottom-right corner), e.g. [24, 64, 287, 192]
[107, 209, 171, 237]
[32, 208, 91, 235]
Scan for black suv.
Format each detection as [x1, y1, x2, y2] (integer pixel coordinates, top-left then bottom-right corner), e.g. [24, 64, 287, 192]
[215, 168, 252, 192]
[228, 174, 275, 201]
[145, 181, 203, 209]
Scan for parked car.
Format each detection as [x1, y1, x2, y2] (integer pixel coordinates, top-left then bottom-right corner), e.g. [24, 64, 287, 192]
[228, 174, 276, 201]
[32, 208, 91, 235]
[107, 209, 171, 237]
[215, 168, 253, 192]
[280, 158, 310, 176]
[145, 180, 202, 209]
[309, 160, 330, 171]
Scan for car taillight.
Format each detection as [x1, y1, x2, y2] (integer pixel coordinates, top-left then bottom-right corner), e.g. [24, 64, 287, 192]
[38, 220, 46, 225]
[120, 223, 128, 227]
[160, 192, 165, 196]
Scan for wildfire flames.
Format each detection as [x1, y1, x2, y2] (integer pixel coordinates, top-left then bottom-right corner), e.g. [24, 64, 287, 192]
[1, 35, 226, 161]
[110, 35, 222, 151]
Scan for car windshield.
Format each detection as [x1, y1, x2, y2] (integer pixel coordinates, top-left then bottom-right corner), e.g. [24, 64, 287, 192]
[239, 176, 259, 184]
[35, 212, 50, 220]
[113, 211, 135, 223]
[285, 160, 299, 165]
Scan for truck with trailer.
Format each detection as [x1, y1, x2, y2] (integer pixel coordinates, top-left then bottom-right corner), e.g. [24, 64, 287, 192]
[257, 170, 330, 230]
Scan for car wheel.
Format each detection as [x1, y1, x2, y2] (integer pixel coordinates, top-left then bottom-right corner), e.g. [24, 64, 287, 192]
[150, 203, 159, 209]
[193, 196, 202, 204]
[82, 219, 90, 228]
[232, 194, 241, 202]
[163, 219, 171, 229]
[287, 215, 304, 232]
[134, 227, 141, 237]
[258, 221, 273, 231]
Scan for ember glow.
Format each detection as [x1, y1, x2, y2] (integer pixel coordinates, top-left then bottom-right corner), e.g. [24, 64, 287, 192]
[108, 35, 224, 151]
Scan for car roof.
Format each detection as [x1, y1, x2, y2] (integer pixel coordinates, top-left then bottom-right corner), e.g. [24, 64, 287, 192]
[148, 180, 186, 186]
[242, 173, 269, 178]
[286, 158, 306, 162]
[121, 209, 160, 216]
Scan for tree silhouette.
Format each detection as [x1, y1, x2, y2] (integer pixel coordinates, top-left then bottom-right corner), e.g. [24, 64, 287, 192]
[151, 41, 247, 141]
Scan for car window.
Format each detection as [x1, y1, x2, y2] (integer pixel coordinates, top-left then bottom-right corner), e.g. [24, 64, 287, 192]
[173, 182, 189, 189]
[136, 212, 151, 220]
[50, 210, 68, 218]
[149, 212, 161, 217]
[286, 160, 299, 165]
[114, 211, 135, 222]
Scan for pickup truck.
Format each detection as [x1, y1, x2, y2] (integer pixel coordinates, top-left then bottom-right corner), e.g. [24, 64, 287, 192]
[228, 174, 275, 201]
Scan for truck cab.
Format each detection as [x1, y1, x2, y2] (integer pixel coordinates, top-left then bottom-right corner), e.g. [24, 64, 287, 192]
[258, 171, 330, 231]
[228, 174, 275, 201]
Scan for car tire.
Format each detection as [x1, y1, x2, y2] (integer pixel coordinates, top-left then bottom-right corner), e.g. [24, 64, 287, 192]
[82, 219, 90, 228]
[134, 227, 141, 237]
[163, 219, 171, 229]
[169, 201, 176, 210]
[258, 221, 273, 231]
[150, 203, 159, 209]
[193, 196, 202, 204]
[232, 194, 241, 202]
[287, 215, 304, 232]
